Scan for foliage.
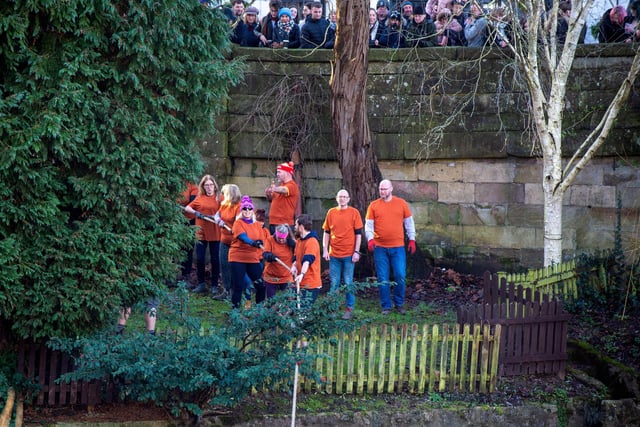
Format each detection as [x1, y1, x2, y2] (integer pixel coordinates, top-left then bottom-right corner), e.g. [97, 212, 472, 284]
[50, 286, 355, 417]
[0, 0, 244, 341]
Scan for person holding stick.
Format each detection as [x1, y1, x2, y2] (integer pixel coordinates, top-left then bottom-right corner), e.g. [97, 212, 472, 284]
[229, 196, 266, 308]
[262, 224, 295, 298]
[183, 175, 222, 295]
[290, 214, 321, 306]
[212, 184, 242, 300]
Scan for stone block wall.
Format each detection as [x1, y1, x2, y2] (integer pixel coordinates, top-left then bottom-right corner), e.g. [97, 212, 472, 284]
[198, 45, 640, 272]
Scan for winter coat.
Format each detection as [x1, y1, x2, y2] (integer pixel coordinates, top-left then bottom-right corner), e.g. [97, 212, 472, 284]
[405, 19, 437, 47]
[300, 17, 335, 48]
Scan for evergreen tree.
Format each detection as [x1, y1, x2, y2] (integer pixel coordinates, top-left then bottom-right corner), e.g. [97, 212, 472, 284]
[0, 0, 243, 342]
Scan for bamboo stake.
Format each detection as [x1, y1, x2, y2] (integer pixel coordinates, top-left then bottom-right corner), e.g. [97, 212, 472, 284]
[0, 388, 15, 427]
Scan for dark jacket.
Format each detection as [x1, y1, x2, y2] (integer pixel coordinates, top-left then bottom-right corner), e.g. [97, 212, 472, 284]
[300, 17, 335, 49]
[598, 9, 630, 43]
[379, 24, 405, 48]
[233, 21, 262, 47]
[273, 22, 301, 48]
[405, 18, 437, 47]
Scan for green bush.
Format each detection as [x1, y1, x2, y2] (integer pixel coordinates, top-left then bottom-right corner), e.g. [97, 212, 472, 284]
[0, 0, 243, 342]
[51, 288, 353, 418]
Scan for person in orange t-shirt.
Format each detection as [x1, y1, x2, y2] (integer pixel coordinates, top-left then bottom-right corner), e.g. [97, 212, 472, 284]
[212, 184, 242, 300]
[184, 175, 221, 295]
[322, 189, 363, 319]
[365, 179, 416, 315]
[229, 196, 266, 308]
[262, 224, 295, 298]
[265, 161, 299, 234]
[291, 214, 322, 306]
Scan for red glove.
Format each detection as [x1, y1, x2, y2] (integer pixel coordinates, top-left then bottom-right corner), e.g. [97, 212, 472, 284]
[367, 240, 376, 252]
[407, 240, 416, 254]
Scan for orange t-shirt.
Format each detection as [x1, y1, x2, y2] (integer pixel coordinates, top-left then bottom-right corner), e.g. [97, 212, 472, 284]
[262, 235, 294, 284]
[269, 180, 299, 226]
[229, 219, 264, 263]
[188, 194, 220, 241]
[294, 232, 321, 290]
[365, 196, 412, 248]
[217, 202, 240, 245]
[322, 206, 363, 258]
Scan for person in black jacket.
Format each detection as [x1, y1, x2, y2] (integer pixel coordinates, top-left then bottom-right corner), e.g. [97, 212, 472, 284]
[233, 7, 268, 47]
[379, 11, 405, 48]
[300, 1, 335, 49]
[598, 6, 632, 43]
[272, 8, 301, 49]
[405, 5, 437, 47]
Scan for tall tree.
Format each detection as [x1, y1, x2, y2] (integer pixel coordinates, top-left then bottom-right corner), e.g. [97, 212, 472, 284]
[0, 0, 243, 342]
[330, 0, 382, 214]
[501, 0, 640, 265]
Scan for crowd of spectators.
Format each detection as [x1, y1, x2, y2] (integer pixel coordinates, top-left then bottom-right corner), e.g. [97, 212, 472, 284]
[212, 0, 640, 49]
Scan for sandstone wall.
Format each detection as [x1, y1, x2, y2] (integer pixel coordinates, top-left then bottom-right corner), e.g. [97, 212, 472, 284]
[200, 45, 640, 272]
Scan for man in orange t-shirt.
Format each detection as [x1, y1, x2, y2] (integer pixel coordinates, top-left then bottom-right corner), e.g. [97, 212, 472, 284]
[365, 179, 416, 315]
[291, 214, 321, 306]
[265, 161, 299, 234]
[322, 189, 363, 319]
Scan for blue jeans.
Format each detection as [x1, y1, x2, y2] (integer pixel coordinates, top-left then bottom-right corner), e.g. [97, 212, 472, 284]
[373, 246, 406, 310]
[219, 243, 231, 291]
[196, 240, 220, 286]
[328, 256, 356, 309]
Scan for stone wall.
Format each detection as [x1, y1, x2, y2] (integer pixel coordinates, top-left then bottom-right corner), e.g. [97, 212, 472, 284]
[200, 45, 640, 272]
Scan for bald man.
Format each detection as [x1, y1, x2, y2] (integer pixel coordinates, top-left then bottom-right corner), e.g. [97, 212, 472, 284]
[365, 180, 416, 315]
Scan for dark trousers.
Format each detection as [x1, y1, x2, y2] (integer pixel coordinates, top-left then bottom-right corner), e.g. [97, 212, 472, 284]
[196, 240, 220, 286]
[230, 262, 265, 308]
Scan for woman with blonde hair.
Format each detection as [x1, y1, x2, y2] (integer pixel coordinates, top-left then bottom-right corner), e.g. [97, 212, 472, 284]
[212, 183, 242, 299]
[183, 175, 221, 295]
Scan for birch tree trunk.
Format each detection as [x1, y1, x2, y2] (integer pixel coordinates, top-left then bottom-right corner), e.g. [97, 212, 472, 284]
[330, 0, 381, 214]
[507, 0, 640, 265]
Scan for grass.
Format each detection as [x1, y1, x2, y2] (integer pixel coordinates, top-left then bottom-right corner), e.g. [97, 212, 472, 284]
[125, 282, 459, 335]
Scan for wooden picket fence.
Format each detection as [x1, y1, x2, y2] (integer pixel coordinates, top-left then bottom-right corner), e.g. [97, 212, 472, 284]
[458, 272, 570, 378]
[496, 259, 578, 301]
[296, 323, 501, 394]
[16, 342, 111, 407]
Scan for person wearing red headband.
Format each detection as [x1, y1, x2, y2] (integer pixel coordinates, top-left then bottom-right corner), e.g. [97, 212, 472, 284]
[265, 161, 300, 234]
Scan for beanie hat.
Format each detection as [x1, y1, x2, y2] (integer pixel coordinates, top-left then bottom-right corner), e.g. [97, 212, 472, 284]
[401, 1, 413, 7]
[413, 5, 425, 15]
[278, 7, 292, 19]
[245, 6, 259, 15]
[389, 11, 401, 20]
[376, 0, 390, 9]
[240, 195, 254, 210]
[277, 161, 294, 175]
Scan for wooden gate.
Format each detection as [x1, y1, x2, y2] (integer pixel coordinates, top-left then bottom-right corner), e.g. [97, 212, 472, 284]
[457, 272, 570, 378]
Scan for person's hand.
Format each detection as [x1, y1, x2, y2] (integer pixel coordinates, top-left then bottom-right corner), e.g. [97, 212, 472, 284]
[407, 240, 416, 254]
[322, 248, 330, 261]
[252, 239, 264, 248]
[351, 252, 361, 263]
[263, 251, 276, 262]
[368, 240, 376, 252]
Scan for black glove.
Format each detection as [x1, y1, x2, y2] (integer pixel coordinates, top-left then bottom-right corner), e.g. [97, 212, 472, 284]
[263, 251, 276, 262]
[252, 239, 264, 248]
[194, 211, 204, 219]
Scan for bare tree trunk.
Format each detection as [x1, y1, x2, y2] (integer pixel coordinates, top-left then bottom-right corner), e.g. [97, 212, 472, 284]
[330, 0, 381, 215]
[509, 0, 640, 266]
